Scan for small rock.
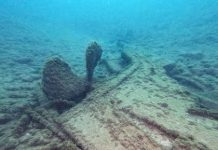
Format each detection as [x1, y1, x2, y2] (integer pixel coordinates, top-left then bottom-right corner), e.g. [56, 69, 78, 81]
[158, 103, 168, 108]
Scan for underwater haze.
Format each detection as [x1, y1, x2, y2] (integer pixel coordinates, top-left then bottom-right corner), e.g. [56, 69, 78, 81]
[0, 0, 218, 150]
[1, 0, 218, 42]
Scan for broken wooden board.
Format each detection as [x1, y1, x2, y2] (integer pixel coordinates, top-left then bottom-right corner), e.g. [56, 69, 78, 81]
[53, 55, 218, 150]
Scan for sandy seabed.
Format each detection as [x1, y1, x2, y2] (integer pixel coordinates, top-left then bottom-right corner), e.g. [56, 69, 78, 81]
[0, 18, 218, 150]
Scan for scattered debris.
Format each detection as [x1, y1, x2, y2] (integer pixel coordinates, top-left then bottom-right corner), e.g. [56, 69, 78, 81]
[187, 107, 218, 120]
[163, 52, 218, 101]
[100, 51, 133, 74]
[187, 97, 218, 120]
